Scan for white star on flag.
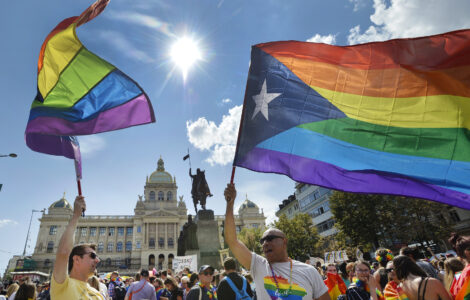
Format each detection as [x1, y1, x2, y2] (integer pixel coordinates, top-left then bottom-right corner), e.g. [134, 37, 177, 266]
[251, 79, 282, 120]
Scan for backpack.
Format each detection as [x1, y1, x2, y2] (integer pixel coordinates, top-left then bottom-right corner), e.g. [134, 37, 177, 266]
[224, 276, 252, 300]
[112, 281, 127, 300]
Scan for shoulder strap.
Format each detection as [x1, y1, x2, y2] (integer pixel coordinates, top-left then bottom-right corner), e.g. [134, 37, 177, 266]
[199, 285, 202, 300]
[129, 282, 146, 300]
[225, 277, 243, 298]
[242, 276, 247, 291]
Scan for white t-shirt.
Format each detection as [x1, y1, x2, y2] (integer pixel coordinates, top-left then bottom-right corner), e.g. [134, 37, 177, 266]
[251, 253, 328, 300]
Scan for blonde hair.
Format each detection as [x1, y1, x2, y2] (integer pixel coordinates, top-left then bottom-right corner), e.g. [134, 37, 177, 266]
[444, 258, 464, 291]
[88, 275, 100, 291]
[7, 283, 19, 297]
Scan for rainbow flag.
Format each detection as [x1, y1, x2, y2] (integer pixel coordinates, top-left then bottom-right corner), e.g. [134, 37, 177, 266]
[263, 275, 307, 300]
[324, 273, 346, 300]
[25, 0, 155, 179]
[455, 277, 470, 300]
[233, 29, 470, 209]
[384, 281, 409, 300]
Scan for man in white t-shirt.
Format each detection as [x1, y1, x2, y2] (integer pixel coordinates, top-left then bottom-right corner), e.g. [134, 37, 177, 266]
[224, 183, 329, 300]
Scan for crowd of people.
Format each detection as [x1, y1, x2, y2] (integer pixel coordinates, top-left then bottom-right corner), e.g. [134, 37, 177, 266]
[1, 185, 470, 300]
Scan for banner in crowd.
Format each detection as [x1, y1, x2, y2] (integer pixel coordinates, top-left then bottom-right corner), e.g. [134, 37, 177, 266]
[324, 250, 348, 263]
[172, 255, 197, 273]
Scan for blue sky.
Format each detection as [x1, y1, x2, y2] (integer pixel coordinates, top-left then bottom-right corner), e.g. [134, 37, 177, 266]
[1, 0, 469, 273]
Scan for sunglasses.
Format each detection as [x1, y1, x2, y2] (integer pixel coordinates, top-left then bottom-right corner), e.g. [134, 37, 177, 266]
[203, 271, 214, 276]
[260, 235, 283, 244]
[385, 268, 394, 273]
[85, 252, 98, 259]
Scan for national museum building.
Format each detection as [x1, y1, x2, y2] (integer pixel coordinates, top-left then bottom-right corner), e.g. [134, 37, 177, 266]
[30, 157, 266, 274]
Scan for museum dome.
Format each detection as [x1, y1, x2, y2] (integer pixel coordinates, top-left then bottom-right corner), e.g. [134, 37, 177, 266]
[238, 195, 259, 213]
[50, 193, 72, 209]
[148, 157, 173, 183]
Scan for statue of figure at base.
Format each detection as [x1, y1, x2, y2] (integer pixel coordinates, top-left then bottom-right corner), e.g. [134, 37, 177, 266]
[189, 168, 213, 213]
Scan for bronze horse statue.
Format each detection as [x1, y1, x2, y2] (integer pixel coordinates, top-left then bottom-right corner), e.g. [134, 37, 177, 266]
[189, 168, 212, 212]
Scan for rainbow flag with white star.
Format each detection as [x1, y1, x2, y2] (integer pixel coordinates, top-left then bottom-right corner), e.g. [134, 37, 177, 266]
[233, 29, 470, 209]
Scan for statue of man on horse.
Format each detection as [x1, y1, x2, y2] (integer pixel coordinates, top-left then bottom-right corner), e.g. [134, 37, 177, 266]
[189, 168, 213, 212]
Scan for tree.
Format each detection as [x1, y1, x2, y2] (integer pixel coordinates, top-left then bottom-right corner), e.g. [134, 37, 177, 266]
[238, 227, 263, 255]
[272, 213, 321, 261]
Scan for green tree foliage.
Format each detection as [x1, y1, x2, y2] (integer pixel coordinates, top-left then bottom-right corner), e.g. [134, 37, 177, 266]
[330, 191, 452, 250]
[238, 227, 263, 255]
[272, 213, 321, 261]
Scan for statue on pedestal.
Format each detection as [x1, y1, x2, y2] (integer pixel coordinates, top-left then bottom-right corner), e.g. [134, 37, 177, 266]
[189, 168, 213, 212]
[182, 215, 199, 250]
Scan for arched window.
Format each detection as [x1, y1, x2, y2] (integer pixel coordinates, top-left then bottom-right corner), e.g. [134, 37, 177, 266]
[149, 254, 155, 266]
[167, 191, 172, 201]
[117, 242, 123, 252]
[125, 241, 132, 252]
[149, 191, 156, 201]
[97, 242, 104, 253]
[47, 241, 54, 253]
[168, 254, 174, 269]
[44, 259, 51, 268]
[168, 238, 174, 248]
[158, 191, 164, 201]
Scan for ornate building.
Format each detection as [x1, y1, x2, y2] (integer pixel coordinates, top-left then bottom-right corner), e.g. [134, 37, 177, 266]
[30, 157, 266, 275]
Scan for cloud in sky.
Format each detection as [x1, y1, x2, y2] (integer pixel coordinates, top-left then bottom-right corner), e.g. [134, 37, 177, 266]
[186, 105, 242, 166]
[348, 0, 470, 44]
[105, 11, 173, 37]
[0, 219, 17, 228]
[307, 34, 337, 45]
[79, 136, 106, 157]
[348, 0, 367, 12]
[97, 30, 155, 63]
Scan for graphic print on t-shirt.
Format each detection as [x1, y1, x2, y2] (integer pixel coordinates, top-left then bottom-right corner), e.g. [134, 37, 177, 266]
[263, 275, 307, 299]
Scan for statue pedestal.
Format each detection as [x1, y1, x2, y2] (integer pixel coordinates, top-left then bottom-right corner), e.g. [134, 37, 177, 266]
[195, 209, 221, 269]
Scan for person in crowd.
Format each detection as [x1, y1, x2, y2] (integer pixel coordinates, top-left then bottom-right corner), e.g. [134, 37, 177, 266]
[216, 257, 253, 299]
[224, 183, 329, 300]
[374, 248, 394, 292]
[188, 274, 198, 289]
[443, 257, 464, 293]
[383, 260, 408, 299]
[124, 269, 156, 300]
[108, 271, 125, 300]
[37, 281, 50, 300]
[50, 195, 103, 299]
[14, 282, 37, 300]
[324, 263, 346, 300]
[186, 266, 217, 300]
[155, 278, 170, 300]
[343, 260, 379, 300]
[393, 255, 450, 300]
[180, 276, 190, 300]
[400, 247, 439, 279]
[346, 262, 356, 287]
[244, 273, 256, 298]
[6, 283, 19, 299]
[88, 276, 107, 300]
[164, 276, 183, 300]
[338, 262, 351, 288]
[449, 233, 470, 298]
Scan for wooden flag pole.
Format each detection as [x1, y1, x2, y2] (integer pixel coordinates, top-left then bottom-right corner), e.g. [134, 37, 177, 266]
[230, 166, 236, 185]
[77, 179, 85, 217]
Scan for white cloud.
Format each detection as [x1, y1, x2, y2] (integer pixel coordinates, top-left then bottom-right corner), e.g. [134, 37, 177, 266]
[306, 34, 337, 45]
[222, 98, 232, 104]
[348, 0, 470, 44]
[186, 105, 242, 166]
[348, 0, 367, 12]
[105, 11, 173, 37]
[0, 219, 17, 228]
[97, 30, 155, 63]
[78, 136, 106, 157]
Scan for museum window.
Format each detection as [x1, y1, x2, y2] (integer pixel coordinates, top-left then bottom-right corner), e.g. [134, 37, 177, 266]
[118, 227, 124, 236]
[168, 238, 174, 248]
[115, 258, 121, 267]
[90, 227, 96, 237]
[158, 238, 164, 248]
[44, 259, 51, 268]
[49, 225, 57, 235]
[158, 191, 164, 201]
[126, 241, 132, 252]
[149, 191, 156, 201]
[136, 241, 141, 249]
[149, 238, 155, 249]
[107, 242, 113, 252]
[137, 226, 141, 233]
[117, 242, 123, 252]
[98, 242, 104, 253]
[47, 241, 54, 253]
[125, 257, 131, 267]
[106, 258, 112, 266]
[109, 227, 115, 236]
[80, 227, 87, 236]
[126, 227, 133, 235]
[99, 227, 106, 236]
[167, 191, 172, 201]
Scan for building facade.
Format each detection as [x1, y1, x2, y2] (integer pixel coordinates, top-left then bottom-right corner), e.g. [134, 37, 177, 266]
[30, 157, 265, 275]
[275, 194, 300, 220]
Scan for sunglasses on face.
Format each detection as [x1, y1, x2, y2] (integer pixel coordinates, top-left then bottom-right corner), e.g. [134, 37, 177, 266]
[85, 252, 98, 259]
[203, 271, 214, 276]
[260, 235, 283, 244]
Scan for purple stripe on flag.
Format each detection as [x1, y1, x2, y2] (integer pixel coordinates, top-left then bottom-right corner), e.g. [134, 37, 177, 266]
[236, 147, 470, 210]
[25, 94, 154, 135]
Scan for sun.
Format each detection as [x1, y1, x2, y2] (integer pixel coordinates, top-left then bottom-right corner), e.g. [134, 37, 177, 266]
[170, 37, 202, 80]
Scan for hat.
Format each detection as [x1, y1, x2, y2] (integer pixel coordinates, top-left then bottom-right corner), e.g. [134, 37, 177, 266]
[198, 265, 214, 274]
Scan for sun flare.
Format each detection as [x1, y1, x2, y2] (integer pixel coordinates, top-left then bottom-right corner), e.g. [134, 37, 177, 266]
[170, 37, 202, 80]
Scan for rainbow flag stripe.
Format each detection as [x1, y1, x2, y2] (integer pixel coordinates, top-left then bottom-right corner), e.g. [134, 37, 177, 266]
[25, 0, 155, 177]
[233, 29, 470, 209]
[263, 276, 307, 299]
[455, 276, 470, 300]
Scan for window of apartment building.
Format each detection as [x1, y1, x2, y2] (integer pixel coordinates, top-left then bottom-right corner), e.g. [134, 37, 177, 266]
[126, 241, 132, 252]
[47, 241, 54, 253]
[168, 238, 174, 248]
[294, 203, 299, 210]
[98, 242, 104, 253]
[236, 225, 242, 234]
[252, 223, 259, 228]
[80, 227, 87, 237]
[90, 227, 96, 237]
[126, 227, 133, 235]
[136, 241, 141, 249]
[49, 225, 57, 235]
[137, 226, 141, 233]
[316, 220, 335, 233]
[116, 242, 123, 252]
[118, 227, 124, 236]
[99, 227, 106, 236]
[158, 191, 164, 201]
[109, 227, 115, 236]
[312, 206, 325, 217]
[288, 208, 292, 214]
[107, 242, 113, 252]
[149, 238, 155, 249]
[158, 238, 164, 248]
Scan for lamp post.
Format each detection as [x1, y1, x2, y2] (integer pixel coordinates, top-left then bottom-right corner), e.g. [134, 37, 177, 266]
[23, 209, 45, 256]
[0, 153, 17, 158]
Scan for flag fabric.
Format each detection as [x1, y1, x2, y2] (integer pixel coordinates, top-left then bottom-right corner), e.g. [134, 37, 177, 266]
[183, 154, 190, 161]
[452, 266, 470, 300]
[233, 29, 470, 209]
[384, 281, 409, 300]
[25, 0, 155, 179]
[324, 273, 346, 300]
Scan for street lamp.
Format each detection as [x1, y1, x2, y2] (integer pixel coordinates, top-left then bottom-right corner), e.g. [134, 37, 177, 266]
[0, 153, 17, 158]
[23, 209, 46, 256]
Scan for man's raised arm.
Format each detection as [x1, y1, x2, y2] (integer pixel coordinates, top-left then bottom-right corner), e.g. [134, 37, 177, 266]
[53, 195, 85, 284]
[224, 183, 252, 270]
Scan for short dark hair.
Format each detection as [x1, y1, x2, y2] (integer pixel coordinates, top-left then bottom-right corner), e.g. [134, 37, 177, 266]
[354, 260, 371, 271]
[140, 269, 149, 278]
[449, 233, 470, 258]
[223, 257, 237, 270]
[161, 270, 167, 276]
[68, 244, 96, 273]
[15, 282, 36, 300]
[400, 246, 417, 259]
[393, 255, 427, 280]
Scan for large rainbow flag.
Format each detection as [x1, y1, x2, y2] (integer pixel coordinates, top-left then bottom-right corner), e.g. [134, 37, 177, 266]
[25, 0, 155, 179]
[233, 29, 470, 209]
